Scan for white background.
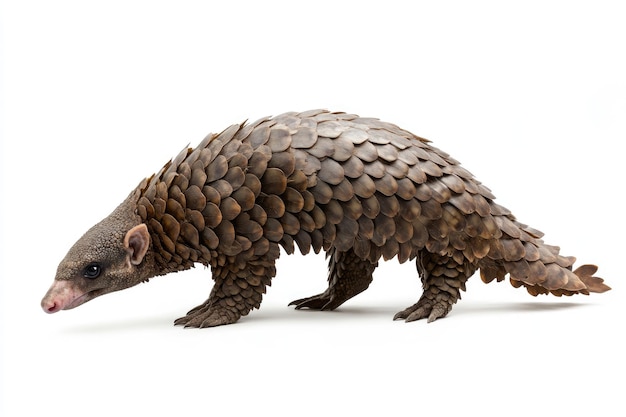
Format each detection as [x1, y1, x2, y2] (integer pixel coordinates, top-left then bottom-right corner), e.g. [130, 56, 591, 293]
[2, 1, 625, 416]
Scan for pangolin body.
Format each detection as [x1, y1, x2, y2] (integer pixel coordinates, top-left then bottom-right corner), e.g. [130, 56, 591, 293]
[41, 109, 610, 327]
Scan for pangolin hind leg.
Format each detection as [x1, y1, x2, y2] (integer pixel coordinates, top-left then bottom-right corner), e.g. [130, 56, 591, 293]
[289, 247, 377, 311]
[394, 251, 476, 323]
[174, 252, 278, 328]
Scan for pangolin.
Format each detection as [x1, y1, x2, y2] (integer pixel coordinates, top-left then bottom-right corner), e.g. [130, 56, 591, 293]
[41, 109, 610, 327]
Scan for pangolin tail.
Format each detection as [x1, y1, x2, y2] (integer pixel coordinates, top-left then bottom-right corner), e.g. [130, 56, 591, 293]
[478, 216, 611, 296]
[484, 255, 611, 297]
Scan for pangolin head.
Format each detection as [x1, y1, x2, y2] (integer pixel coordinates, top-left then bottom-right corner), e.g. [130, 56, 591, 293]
[41, 195, 155, 314]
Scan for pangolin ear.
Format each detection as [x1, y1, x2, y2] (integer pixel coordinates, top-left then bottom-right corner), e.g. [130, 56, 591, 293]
[124, 224, 150, 266]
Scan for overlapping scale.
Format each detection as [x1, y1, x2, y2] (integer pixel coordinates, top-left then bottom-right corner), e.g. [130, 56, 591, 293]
[132, 109, 606, 301]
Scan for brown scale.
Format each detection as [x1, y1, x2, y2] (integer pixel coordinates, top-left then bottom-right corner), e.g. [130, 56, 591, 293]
[97, 109, 608, 327]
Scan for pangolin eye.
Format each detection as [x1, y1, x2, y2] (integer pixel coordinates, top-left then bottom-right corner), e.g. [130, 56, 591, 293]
[83, 263, 102, 279]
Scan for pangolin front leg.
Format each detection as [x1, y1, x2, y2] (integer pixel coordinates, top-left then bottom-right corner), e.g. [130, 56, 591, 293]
[394, 251, 476, 323]
[175, 254, 277, 328]
[289, 247, 377, 311]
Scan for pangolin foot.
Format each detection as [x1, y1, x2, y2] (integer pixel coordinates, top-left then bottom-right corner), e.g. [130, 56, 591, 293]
[174, 303, 240, 328]
[393, 297, 452, 323]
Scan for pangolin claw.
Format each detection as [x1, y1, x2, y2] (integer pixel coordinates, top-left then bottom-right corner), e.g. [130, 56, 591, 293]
[289, 294, 337, 311]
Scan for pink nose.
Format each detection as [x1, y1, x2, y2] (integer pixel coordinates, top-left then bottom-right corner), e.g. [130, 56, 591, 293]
[42, 299, 61, 314]
[41, 280, 76, 313]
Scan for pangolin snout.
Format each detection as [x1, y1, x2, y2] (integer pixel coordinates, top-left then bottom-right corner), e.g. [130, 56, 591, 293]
[41, 280, 85, 313]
